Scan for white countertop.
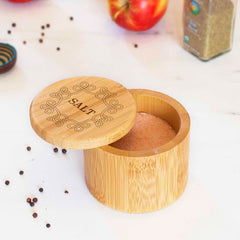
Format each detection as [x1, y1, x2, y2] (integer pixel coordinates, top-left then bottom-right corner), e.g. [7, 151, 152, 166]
[0, 0, 240, 239]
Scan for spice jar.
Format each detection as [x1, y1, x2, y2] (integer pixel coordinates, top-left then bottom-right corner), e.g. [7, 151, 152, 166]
[30, 76, 190, 213]
[183, 0, 238, 61]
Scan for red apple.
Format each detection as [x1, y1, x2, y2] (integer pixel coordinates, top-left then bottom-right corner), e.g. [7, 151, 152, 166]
[108, 0, 169, 31]
[7, 0, 34, 2]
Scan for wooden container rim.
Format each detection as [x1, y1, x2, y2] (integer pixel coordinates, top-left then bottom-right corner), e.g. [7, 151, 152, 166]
[100, 89, 190, 157]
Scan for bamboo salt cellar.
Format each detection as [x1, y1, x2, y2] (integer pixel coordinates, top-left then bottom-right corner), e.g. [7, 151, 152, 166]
[30, 76, 190, 213]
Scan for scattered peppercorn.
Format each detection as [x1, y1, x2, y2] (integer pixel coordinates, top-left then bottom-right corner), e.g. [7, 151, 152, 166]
[26, 198, 31, 203]
[64, 190, 69, 194]
[27, 146, 31, 151]
[62, 149, 67, 154]
[56, 47, 60, 51]
[39, 39, 43, 43]
[12, 23, 16, 27]
[134, 44, 138, 48]
[7, 30, 11, 34]
[41, 25, 45, 30]
[5, 180, 10, 186]
[46, 223, 51, 228]
[41, 32, 45, 37]
[39, 187, 44, 193]
[19, 170, 24, 175]
[23, 41, 27, 45]
[33, 212, 38, 218]
[53, 147, 58, 153]
[70, 16, 74, 21]
[30, 202, 35, 207]
[46, 23, 50, 28]
[33, 197, 38, 203]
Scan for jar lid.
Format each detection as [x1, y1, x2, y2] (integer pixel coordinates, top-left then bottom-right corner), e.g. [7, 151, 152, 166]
[30, 76, 136, 149]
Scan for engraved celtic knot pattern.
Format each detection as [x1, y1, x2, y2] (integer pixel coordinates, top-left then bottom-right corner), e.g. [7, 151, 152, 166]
[47, 113, 69, 127]
[40, 81, 124, 132]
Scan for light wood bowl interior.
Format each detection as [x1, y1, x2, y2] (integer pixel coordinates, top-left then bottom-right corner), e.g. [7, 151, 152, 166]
[101, 89, 189, 157]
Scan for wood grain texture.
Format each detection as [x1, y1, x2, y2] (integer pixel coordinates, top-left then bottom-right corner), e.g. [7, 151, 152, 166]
[30, 76, 136, 149]
[84, 89, 190, 213]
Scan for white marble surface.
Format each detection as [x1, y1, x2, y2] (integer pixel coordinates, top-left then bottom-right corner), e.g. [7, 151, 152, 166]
[0, 0, 240, 239]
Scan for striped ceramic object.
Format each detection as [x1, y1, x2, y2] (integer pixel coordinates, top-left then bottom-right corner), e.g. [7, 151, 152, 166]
[0, 43, 17, 74]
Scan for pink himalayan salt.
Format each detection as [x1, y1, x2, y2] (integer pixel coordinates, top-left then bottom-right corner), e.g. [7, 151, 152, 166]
[111, 112, 176, 151]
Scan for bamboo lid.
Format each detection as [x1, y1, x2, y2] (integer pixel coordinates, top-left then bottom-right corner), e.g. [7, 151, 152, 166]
[30, 76, 136, 149]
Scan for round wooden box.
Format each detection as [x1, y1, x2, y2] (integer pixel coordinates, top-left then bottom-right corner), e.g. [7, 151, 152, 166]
[30, 77, 190, 213]
[84, 89, 190, 213]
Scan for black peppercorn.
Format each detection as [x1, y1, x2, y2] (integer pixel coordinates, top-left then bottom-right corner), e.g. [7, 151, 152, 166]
[46, 223, 51, 228]
[53, 147, 58, 153]
[5, 180, 10, 186]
